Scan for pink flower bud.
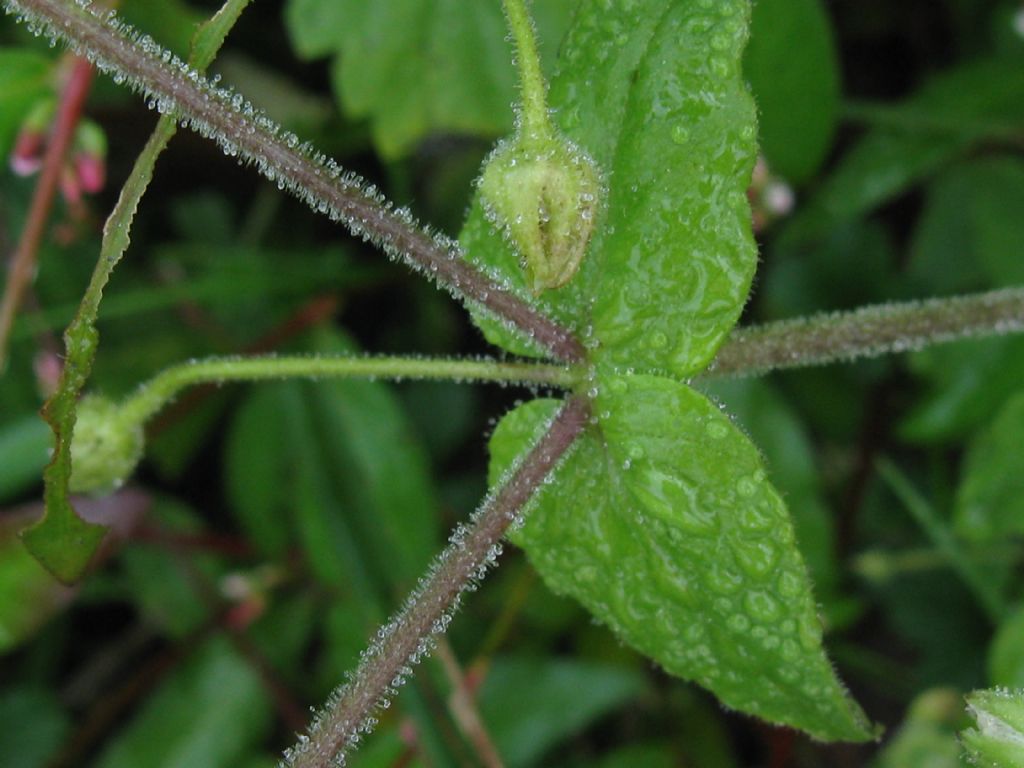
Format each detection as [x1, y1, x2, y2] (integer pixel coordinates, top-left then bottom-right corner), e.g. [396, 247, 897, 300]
[747, 155, 795, 233]
[10, 130, 45, 176]
[75, 151, 105, 194]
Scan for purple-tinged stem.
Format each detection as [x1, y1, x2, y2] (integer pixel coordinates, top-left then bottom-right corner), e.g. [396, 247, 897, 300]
[4, 0, 585, 363]
[708, 287, 1024, 378]
[284, 397, 590, 768]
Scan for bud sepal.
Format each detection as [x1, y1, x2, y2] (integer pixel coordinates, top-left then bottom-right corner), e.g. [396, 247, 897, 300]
[69, 394, 145, 494]
[479, 128, 601, 295]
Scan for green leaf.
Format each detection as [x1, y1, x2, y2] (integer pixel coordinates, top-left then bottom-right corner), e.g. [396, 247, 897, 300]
[489, 374, 874, 741]
[878, 459, 1007, 627]
[187, 0, 254, 69]
[0, 48, 52, 157]
[870, 689, 964, 768]
[745, 0, 840, 182]
[224, 329, 440, 597]
[283, 0, 575, 158]
[0, 514, 73, 653]
[0, 415, 51, 503]
[908, 158, 1024, 295]
[118, 499, 222, 638]
[224, 386, 295, 559]
[303, 328, 440, 590]
[990, 605, 1024, 688]
[701, 379, 838, 596]
[954, 390, 1024, 544]
[900, 336, 1024, 443]
[790, 58, 1024, 239]
[586, 744, 676, 768]
[212, 54, 333, 131]
[763, 220, 899, 320]
[462, 0, 758, 378]
[119, 0, 206, 57]
[93, 637, 272, 768]
[19, 492, 107, 585]
[0, 687, 70, 768]
[478, 656, 647, 767]
[962, 688, 1024, 768]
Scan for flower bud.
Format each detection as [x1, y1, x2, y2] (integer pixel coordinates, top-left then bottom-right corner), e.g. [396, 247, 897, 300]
[70, 120, 107, 198]
[11, 130, 45, 177]
[69, 395, 145, 494]
[9, 99, 55, 177]
[479, 129, 601, 294]
[748, 156, 794, 234]
[962, 688, 1024, 767]
[75, 152, 105, 194]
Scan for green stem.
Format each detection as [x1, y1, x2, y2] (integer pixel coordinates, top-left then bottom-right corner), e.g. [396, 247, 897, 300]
[842, 99, 1024, 145]
[22, 0, 254, 584]
[120, 355, 580, 427]
[853, 545, 1018, 583]
[503, 0, 550, 139]
[876, 458, 1007, 624]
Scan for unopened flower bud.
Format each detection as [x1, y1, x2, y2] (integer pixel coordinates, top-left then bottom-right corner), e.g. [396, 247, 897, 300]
[69, 395, 145, 494]
[75, 152, 105, 194]
[70, 120, 107, 197]
[748, 155, 794, 233]
[10, 99, 55, 177]
[11, 130, 45, 176]
[479, 129, 601, 294]
[962, 688, 1024, 767]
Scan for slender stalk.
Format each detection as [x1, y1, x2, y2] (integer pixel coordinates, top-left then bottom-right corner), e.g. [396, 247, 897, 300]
[2, 0, 585, 363]
[21, 0, 256, 584]
[283, 396, 590, 768]
[876, 458, 1006, 624]
[706, 287, 1024, 378]
[120, 354, 579, 427]
[842, 99, 1024, 145]
[0, 56, 93, 370]
[502, 0, 549, 138]
[853, 545, 1018, 583]
[435, 639, 504, 768]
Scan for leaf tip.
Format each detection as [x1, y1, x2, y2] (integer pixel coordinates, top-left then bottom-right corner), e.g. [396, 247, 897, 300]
[20, 509, 108, 585]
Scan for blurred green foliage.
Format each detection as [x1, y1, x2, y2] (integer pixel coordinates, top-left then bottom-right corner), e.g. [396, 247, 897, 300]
[0, 0, 1023, 765]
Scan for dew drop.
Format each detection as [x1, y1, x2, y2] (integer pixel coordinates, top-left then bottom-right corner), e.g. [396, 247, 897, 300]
[736, 476, 757, 498]
[731, 539, 778, 578]
[727, 613, 750, 633]
[648, 330, 669, 349]
[705, 563, 743, 595]
[776, 570, 802, 598]
[704, 420, 729, 440]
[744, 590, 781, 623]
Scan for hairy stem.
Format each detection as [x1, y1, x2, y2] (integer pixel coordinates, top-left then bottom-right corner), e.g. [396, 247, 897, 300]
[283, 396, 590, 768]
[120, 354, 579, 427]
[3, 0, 585, 363]
[707, 287, 1024, 378]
